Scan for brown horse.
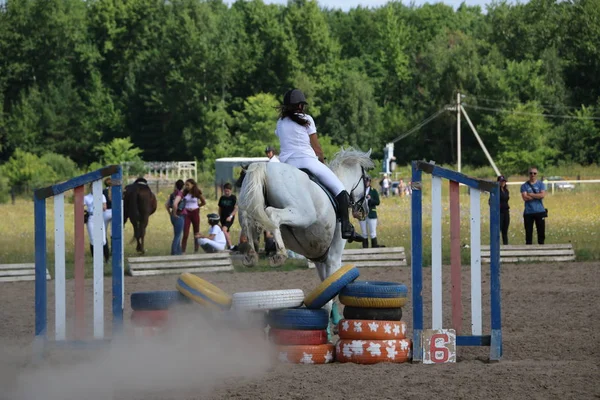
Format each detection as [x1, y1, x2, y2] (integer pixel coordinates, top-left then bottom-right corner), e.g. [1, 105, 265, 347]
[123, 177, 157, 254]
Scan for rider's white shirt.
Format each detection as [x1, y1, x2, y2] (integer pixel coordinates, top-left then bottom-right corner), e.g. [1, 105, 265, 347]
[83, 193, 107, 215]
[268, 155, 280, 163]
[275, 114, 318, 162]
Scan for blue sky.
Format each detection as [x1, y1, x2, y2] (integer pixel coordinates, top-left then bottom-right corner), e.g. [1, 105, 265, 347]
[224, 0, 498, 11]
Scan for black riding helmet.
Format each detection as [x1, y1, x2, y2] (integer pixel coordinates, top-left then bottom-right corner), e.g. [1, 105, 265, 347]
[283, 89, 308, 106]
[207, 213, 220, 222]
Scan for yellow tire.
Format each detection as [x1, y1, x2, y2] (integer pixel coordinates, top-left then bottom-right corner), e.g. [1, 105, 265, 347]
[304, 264, 359, 309]
[338, 295, 407, 308]
[176, 272, 232, 310]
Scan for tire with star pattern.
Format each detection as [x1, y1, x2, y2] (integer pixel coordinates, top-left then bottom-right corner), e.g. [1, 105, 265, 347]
[275, 343, 335, 364]
[335, 339, 412, 364]
[337, 319, 407, 340]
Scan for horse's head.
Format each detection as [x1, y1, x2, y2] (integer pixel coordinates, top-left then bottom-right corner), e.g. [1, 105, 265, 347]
[329, 148, 374, 221]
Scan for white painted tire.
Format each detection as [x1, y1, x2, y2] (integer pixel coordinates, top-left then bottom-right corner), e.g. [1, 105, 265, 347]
[231, 289, 305, 311]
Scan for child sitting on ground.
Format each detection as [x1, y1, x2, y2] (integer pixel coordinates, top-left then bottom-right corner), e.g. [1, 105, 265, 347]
[195, 213, 227, 253]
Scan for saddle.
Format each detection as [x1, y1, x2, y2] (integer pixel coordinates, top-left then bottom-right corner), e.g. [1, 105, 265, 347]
[298, 168, 339, 216]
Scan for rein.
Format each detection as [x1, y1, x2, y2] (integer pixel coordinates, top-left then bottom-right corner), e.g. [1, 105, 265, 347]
[349, 167, 368, 220]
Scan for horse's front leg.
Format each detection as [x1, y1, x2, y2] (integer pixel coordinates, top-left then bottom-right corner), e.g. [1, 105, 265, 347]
[264, 206, 317, 267]
[241, 214, 259, 268]
[268, 229, 288, 268]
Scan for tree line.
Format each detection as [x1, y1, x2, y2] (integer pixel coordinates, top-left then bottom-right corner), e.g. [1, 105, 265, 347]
[0, 0, 598, 195]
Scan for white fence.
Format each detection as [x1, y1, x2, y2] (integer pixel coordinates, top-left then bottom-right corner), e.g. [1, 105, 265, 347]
[507, 179, 600, 194]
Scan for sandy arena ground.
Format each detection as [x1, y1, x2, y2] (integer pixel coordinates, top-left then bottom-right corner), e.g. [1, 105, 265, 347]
[0, 262, 599, 400]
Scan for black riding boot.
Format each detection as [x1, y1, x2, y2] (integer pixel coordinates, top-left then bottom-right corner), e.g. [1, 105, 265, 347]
[362, 238, 369, 248]
[335, 191, 364, 243]
[103, 243, 110, 263]
[371, 237, 379, 248]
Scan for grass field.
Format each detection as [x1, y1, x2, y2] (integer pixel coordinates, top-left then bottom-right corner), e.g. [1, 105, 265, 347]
[1, 178, 598, 278]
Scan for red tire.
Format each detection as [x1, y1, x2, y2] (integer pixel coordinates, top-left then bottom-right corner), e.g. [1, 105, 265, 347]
[336, 339, 412, 364]
[338, 319, 407, 340]
[131, 310, 170, 327]
[275, 343, 335, 364]
[268, 329, 328, 345]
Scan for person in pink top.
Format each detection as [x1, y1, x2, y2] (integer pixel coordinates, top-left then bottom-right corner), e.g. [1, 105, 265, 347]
[181, 179, 206, 253]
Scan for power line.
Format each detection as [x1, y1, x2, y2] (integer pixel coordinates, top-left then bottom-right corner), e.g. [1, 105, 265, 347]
[463, 104, 600, 121]
[466, 95, 598, 112]
[388, 106, 450, 144]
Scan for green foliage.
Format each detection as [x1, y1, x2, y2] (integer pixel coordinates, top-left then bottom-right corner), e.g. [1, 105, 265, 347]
[0, 149, 58, 190]
[496, 102, 557, 174]
[92, 138, 145, 177]
[39, 153, 80, 183]
[0, 175, 9, 204]
[233, 93, 280, 156]
[0, 0, 599, 175]
[95, 137, 143, 165]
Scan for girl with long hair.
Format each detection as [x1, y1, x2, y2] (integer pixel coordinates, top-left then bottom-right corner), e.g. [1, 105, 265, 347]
[274, 89, 363, 242]
[181, 178, 206, 253]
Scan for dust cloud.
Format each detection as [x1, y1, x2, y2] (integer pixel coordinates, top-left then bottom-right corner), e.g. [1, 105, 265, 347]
[0, 306, 274, 400]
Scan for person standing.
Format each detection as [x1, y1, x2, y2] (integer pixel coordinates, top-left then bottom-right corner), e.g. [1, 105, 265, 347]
[357, 176, 382, 248]
[498, 175, 510, 245]
[195, 213, 227, 253]
[218, 182, 237, 250]
[265, 146, 280, 162]
[520, 167, 547, 245]
[181, 179, 206, 253]
[380, 174, 390, 197]
[166, 179, 185, 255]
[102, 178, 113, 260]
[83, 183, 109, 262]
[274, 88, 363, 242]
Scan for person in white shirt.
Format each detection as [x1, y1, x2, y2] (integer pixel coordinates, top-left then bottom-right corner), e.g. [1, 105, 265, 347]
[381, 174, 390, 197]
[275, 88, 363, 243]
[83, 183, 109, 262]
[265, 146, 280, 162]
[195, 213, 227, 253]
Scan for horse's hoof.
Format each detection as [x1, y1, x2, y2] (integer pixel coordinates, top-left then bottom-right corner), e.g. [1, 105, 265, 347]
[242, 253, 258, 268]
[269, 254, 287, 268]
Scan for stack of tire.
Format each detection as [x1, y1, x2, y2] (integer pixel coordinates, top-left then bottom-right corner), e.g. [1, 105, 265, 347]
[228, 287, 328, 363]
[129, 290, 191, 337]
[335, 281, 412, 364]
[266, 264, 361, 365]
[267, 307, 333, 364]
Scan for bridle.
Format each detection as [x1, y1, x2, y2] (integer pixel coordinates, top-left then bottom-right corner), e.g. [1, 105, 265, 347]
[349, 166, 369, 221]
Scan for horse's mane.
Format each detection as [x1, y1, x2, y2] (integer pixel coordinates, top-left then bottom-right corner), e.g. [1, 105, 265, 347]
[328, 147, 374, 174]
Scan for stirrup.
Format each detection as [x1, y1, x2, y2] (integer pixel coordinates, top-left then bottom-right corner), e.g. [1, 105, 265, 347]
[342, 226, 364, 243]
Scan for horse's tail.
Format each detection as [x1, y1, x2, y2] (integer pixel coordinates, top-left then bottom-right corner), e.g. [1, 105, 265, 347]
[238, 162, 277, 232]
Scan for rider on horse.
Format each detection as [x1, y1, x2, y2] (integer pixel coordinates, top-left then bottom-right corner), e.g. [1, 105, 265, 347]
[275, 89, 364, 243]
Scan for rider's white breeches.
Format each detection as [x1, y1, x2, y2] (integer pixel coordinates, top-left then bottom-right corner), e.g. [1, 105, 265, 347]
[359, 218, 377, 239]
[285, 157, 345, 196]
[103, 209, 112, 237]
[87, 216, 107, 246]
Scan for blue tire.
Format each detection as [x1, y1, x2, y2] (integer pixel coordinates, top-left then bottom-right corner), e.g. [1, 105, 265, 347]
[267, 308, 329, 330]
[130, 291, 190, 311]
[340, 281, 408, 299]
[304, 264, 360, 309]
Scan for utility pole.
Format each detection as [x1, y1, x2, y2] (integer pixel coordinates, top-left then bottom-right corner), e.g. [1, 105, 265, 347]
[457, 92, 462, 173]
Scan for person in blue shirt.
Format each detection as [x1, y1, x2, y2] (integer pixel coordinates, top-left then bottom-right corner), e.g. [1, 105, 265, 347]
[520, 167, 547, 245]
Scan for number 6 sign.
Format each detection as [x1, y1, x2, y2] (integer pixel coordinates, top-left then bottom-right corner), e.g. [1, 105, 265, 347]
[422, 329, 456, 364]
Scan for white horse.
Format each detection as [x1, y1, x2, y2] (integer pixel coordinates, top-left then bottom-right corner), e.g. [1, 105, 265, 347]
[238, 148, 374, 329]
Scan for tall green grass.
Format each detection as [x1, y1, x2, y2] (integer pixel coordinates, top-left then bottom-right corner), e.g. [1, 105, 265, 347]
[1, 178, 598, 278]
